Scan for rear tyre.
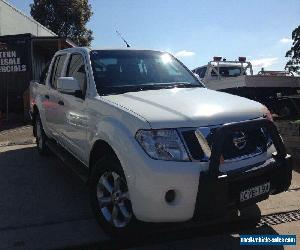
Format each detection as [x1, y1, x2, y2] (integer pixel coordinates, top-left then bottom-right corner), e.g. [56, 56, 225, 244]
[89, 156, 138, 238]
[35, 115, 48, 155]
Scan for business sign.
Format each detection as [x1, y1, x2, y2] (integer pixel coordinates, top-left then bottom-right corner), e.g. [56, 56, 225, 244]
[0, 40, 27, 73]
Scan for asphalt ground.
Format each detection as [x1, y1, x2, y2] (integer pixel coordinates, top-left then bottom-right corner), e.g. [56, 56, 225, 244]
[0, 126, 299, 249]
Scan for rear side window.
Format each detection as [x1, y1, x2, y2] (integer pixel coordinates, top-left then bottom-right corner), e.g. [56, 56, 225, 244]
[211, 67, 241, 77]
[39, 62, 50, 85]
[50, 54, 67, 89]
[66, 54, 87, 96]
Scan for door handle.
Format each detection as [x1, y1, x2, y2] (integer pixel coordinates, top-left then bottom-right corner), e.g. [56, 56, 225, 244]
[58, 100, 64, 106]
[45, 94, 49, 99]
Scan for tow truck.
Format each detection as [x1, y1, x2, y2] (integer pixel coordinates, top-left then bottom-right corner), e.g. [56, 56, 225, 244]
[193, 57, 300, 119]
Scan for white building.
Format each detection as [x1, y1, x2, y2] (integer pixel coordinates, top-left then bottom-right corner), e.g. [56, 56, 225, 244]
[0, 0, 75, 118]
[0, 0, 55, 37]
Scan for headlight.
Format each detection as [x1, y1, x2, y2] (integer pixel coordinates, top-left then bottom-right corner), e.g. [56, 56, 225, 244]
[135, 129, 190, 161]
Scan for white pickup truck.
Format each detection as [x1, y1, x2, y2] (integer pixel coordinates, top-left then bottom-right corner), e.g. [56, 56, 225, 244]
[30, 48, 292, 237]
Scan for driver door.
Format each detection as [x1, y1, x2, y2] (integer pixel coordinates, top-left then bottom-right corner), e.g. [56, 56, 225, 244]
[59, 53, 89, 163]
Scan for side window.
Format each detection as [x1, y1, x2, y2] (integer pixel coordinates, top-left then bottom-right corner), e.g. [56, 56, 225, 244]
[50, 54, 66, 89]
[201, 67, 207, 78]
[66, 54, 87, 96]
[195, 68, 202, 77]
[196, 67, 207, 78]
[39, 62, 50, 85]
[49, 56, 59, 88]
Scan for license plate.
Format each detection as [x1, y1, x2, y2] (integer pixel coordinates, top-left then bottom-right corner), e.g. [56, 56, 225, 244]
[240, 182, 270, 202]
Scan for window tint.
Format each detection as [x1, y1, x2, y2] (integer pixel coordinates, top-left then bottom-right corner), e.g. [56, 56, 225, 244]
[90, 50, 200, 90]
[201, 67, 207, 78]
[198, 69, 201, 77]
[196, 68, 206, 78]
[66, 54, 87, 96]
[50, 56, 59, 88]
[211, 67, 242, 77]
[50, 54, 66, 89]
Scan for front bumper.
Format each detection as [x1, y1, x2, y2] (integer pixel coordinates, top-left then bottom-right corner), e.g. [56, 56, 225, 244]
[194, 154, 292, 220]
[194, 119, 293, 220]
[125, 119, 292, 222]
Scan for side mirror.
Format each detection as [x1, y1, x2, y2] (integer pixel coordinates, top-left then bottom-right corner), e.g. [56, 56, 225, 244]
[57, 77, 81, 95]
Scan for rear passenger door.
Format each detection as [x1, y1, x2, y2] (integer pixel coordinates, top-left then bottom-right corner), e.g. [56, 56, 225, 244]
[44, 54, 67, 138]
[59, 53, 89, 163]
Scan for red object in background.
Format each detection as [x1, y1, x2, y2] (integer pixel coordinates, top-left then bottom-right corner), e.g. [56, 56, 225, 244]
[238, 57, 246, 62]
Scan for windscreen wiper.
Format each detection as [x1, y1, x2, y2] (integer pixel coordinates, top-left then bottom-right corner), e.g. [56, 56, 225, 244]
[100, 85, 145, 95]
[137, 82, 200, 90]
[170, 82, 201, 88]
[99, 82, 201, 95]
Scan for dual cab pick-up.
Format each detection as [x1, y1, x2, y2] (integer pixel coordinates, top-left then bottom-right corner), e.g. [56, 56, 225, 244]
[30, 48, 292, 237]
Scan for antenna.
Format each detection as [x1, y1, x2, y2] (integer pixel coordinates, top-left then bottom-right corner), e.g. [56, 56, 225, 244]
[116, 30, 131, 48]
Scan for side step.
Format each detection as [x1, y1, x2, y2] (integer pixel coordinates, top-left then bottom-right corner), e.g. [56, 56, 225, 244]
[46, 140, 89, 183]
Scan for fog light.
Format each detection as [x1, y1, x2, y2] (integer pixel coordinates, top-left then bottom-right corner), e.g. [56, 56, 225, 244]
[165, 190, 176, 203]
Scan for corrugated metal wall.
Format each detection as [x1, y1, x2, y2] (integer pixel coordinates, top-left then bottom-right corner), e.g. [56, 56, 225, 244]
[31, 41, 55, 81]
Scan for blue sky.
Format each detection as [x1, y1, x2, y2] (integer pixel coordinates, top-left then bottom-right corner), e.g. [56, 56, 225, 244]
[8, 0, 300, 72]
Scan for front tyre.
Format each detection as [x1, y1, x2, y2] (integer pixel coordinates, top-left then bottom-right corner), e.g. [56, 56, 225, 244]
[89, 157, 137, 237]
[238, 204, 261, 229]
[35, 115, 48, 155]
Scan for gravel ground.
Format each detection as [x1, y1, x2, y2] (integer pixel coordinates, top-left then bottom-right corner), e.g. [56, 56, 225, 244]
[0, 125, 35, 146]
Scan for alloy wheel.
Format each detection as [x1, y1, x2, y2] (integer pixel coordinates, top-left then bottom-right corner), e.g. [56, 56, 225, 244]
[96, 171, 132, 228]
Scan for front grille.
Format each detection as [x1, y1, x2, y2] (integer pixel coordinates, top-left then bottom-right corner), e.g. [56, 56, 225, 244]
[181, 125, 270, 161]
[221, 127, 268, 160]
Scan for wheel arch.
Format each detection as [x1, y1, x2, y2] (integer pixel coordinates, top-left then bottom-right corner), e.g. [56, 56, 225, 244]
[89, 139, 119, 176]
[32, 104, 39, 118]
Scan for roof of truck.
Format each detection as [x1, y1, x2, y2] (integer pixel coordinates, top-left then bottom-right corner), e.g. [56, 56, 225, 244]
[58, 47, 166, 53]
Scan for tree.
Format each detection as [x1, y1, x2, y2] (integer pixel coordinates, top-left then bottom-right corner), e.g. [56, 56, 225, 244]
[285, 25, 300, 74]
[30, 0, 93, 46]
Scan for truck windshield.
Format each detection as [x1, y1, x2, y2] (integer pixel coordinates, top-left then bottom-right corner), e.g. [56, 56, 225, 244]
[90, 50, 203, 95]
[211, 67, 246, 77]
